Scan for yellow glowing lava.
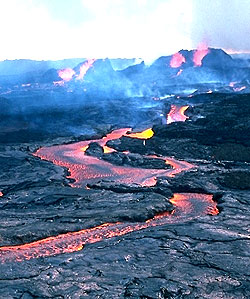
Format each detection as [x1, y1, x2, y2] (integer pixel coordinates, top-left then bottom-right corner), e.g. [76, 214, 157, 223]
[127, 128, 154, 139]
[80, 145, 89, 152]
[103, 146, 116, 154]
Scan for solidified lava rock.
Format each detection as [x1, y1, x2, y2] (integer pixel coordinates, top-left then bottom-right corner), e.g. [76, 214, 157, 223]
[85, 142, 104, 157]
[219, 171, 250, 190]
[85, 141, 171, 169]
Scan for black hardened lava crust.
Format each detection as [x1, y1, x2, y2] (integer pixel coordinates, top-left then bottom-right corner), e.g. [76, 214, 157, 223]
[0, 93, 249, 298]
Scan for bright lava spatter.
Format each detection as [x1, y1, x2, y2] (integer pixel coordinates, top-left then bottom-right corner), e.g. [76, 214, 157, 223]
[0, 193, 218, 263]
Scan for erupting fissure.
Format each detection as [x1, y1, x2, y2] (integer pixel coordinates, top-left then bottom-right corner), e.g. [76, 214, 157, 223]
[56, 59, 96, 85]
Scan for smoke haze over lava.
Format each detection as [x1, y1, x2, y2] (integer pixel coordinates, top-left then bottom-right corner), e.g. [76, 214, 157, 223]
[0, 0, 250, 62]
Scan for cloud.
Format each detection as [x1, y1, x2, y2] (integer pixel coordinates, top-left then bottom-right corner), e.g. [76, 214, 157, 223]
[0, 0, 193, 61]
[191, 0, 250, 51]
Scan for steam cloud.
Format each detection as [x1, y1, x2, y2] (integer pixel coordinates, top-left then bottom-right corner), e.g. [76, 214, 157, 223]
[191, 0, 250, 52]
[0, 0, 249, 61]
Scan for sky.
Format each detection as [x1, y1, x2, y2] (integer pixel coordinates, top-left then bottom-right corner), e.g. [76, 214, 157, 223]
[0, 0, 249, 61]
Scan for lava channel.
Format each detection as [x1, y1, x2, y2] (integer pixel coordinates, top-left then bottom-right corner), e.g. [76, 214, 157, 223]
[0, 128, 217, 263]
[0, 193, 218, 263]
[33, 128, 194, 187]
[167, 105, 189, 124]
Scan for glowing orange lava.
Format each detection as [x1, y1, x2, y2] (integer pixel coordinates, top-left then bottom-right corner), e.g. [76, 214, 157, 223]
[58, 68, 76, 81]
[103, 146, 116, 153]
[127, 128, 154, 139]
[0, 127, 218, 263]
[77, 59, 96, 80]
[0, 193, 218, 263]
[169, 193, 219, 216]
[167, 105, 189, 124]
[170, 52, 186, 68]
[34, 128, 193, 188]
[193, 43, 210, 66]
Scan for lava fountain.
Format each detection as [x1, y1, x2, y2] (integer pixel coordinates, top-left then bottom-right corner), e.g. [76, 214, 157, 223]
[193, 43, 210, 66]
[77, 59, 96, 80]
[170, 52, 186, 68]
[58, 68, 76, 81]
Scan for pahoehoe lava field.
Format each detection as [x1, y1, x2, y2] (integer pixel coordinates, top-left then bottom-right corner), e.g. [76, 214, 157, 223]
[0, 50, 250, 298]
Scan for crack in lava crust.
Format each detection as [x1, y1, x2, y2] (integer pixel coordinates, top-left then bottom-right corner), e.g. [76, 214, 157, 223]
[0, 193, 218, 263]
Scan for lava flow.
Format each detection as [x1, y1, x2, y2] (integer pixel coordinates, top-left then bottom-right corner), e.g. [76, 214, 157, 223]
[0, 193, 218, 263]
[34, 128, 194, 187]
[0, 127, 220, 263]
[167, 105, 189, 124]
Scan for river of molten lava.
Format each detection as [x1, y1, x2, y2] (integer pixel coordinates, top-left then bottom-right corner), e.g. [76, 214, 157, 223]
[0, 128, 219, 263]
[34, 128, 193, 187]
[167, 105, 189, 124]
[0, 193, 218, 263]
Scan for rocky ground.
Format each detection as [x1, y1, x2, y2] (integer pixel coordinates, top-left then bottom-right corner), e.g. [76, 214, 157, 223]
[0, 93, 249, 298]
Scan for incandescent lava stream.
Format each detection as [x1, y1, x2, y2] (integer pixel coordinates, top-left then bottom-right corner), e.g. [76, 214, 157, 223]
[33, 128, 194, 187]
[0, 193, 218, 263]
[0, 127, 219, 263]
[167, 105, 189, 124]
